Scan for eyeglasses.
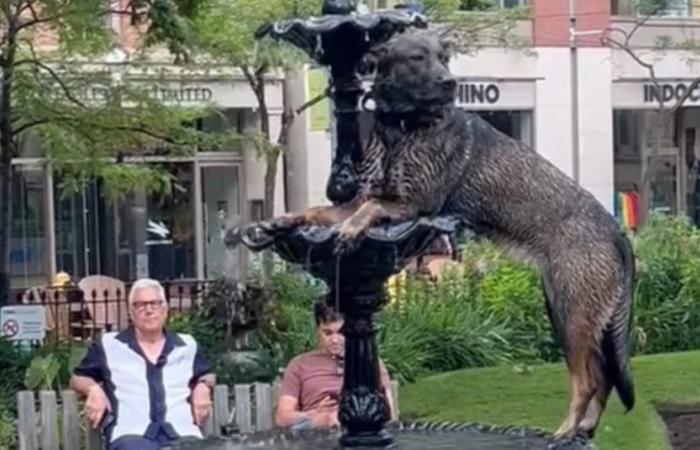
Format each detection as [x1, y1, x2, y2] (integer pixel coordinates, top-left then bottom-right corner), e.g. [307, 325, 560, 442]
[131, 300, 165, 312]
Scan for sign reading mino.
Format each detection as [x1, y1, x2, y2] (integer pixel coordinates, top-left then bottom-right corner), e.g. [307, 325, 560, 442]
[457, 83, 501, 105]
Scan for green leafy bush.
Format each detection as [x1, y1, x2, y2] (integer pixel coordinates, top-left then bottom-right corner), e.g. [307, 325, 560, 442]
[377, 277, 531, 382]
[0, 338, 34, 413]
[632, 214, 700, 354]
[170, 269, 324, 385]
[23, 341, 87, 392]
[0, 402, 16, 450]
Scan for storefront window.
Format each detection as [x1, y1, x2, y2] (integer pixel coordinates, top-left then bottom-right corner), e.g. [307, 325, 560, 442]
[613, 109, 683, 226]
[201, 165, 243, 280]
[11, 165, 48, 289]
[116, 163, 196, 281]
[613, 0, 692, 17]
[54, 163, 196, 282]
[476, 110, 534, 147]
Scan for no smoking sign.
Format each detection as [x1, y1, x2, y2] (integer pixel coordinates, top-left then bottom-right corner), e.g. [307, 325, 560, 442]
[2, 319, 19, 338]
[0, 306, 45, 341]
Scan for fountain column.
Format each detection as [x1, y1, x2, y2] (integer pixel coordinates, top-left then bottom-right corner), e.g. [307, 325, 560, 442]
[335, 282, 392, 446]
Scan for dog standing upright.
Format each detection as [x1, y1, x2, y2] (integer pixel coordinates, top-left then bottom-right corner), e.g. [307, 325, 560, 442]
[274, 32, 635, 440]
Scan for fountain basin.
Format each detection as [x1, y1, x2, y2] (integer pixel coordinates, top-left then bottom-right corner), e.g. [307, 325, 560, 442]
[235, 216, 464, 282]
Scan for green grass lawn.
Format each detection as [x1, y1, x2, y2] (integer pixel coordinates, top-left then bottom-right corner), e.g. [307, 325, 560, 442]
[399, 351, 700, 450]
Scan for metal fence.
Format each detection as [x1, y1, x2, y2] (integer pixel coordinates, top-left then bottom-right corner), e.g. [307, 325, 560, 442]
[9, 279, 214, 342]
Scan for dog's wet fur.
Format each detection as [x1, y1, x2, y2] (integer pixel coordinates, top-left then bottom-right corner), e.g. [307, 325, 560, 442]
[275, 31, 635, 440]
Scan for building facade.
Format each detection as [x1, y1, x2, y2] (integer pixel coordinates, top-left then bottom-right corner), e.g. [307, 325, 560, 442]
[10, 12, 287, 290]
[12, 0, 700, 290]
[287, 0, 700, 231]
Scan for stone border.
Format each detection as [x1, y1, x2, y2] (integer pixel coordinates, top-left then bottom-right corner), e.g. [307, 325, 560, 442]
[179, 420, 597, 450]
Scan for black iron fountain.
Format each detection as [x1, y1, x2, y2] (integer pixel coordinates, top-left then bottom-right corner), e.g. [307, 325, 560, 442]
[178, 1, 595, 449]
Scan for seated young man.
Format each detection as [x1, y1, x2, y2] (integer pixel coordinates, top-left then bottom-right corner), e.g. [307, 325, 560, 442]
[71, 278, 216, 450]
[275, 303, 395, 429]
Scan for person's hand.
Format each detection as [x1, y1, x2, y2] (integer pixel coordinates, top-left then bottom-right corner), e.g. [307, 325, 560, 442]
[191, 382, 213, 426]
[85, 385, 111, 429]
[309, 396, 339, 428]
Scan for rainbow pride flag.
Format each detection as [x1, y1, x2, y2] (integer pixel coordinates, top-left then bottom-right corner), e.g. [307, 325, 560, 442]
[614, 191, 640, 231]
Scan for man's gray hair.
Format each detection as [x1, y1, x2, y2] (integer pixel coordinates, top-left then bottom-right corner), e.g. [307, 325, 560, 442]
[128, 278, 167, 306]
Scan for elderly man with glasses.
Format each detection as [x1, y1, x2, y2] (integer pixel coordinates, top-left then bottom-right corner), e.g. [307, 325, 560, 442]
[71, 278, 215, 450]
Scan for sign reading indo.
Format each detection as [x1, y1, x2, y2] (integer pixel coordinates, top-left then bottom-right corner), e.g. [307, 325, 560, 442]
[643, 83, 700, 104]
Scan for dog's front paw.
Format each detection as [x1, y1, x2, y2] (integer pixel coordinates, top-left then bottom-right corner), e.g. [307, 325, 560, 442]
[334, 222, 365, 255]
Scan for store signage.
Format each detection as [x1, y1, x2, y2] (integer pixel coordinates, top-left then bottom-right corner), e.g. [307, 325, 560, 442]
[457, 82, 501, 105]
[643, 83, 700, 104]
[80, 84, 213, 103]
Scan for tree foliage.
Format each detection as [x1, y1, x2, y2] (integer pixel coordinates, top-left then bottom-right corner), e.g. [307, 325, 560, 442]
[0, 0, 236, 302]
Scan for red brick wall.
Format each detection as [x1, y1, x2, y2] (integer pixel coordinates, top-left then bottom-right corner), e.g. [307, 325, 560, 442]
[533, 0, 611, 48]
[30, 0, 146, 54]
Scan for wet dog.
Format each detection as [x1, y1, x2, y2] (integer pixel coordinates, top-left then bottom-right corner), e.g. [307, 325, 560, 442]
[273, 32, 635, 440]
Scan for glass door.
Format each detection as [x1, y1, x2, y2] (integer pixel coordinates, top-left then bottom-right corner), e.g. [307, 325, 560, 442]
[54, 181, 108, 279]
[645, 151, 682, 216]
[10, 165, 48, 289]
[200, 164, 243, 280]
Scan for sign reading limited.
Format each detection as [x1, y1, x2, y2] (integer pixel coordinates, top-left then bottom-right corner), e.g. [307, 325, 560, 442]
[79, 85, 213, 103]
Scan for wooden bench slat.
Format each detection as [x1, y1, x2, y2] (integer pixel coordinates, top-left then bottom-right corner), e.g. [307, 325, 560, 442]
[213, 385, 229, 436]
[62, 390, 80, 450]
[40, 391, 59, 450]
[254, 382, 273, 431]
[86, 424, 103, 450]
[18, 391, 38, 450]
[202, 412, 214, 437]
[234, 384, 252, 433]
[391, 380, 400, 420]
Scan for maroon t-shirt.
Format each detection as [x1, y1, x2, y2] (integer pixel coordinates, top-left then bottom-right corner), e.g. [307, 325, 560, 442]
[280, 351, 392, 412]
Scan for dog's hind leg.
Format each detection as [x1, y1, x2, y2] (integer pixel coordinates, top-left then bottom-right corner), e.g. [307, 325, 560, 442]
[554, 331, 599, 440]
[578, 368, 612, 438]
[543, 267, 602, 440]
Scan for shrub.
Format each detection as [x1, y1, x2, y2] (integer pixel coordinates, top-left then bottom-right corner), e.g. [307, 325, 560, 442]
[461, 240, 561, 362]
[169, 269, 324, 385]
[632, 214, 700, 354]
[24, 341, 87, 392]
[0, 402, 16, 450]
[0, 339, 34, 413]
[377, 275, 531, 382]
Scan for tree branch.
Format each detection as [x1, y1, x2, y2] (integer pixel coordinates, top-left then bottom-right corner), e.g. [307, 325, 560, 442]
[294, 89, 328, 116]
[240, 65, 258, 92]
[14, 40, 88, 109]
[12, 116, 76, 136]
[275, 89, 329, 147]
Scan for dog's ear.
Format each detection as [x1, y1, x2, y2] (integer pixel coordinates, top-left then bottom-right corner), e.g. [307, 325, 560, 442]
[359, 43, 389, 76]
[439, 37, 454, 59]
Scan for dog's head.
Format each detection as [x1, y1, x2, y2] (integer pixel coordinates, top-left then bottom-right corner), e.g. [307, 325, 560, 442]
[370, 32, 456, 116]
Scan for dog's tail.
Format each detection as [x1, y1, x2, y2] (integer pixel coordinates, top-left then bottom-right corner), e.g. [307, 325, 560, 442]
[602, 231, 636, 412]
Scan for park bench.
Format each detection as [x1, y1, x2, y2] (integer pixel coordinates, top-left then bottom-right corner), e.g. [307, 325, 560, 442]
[16, 381, 400, 450]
